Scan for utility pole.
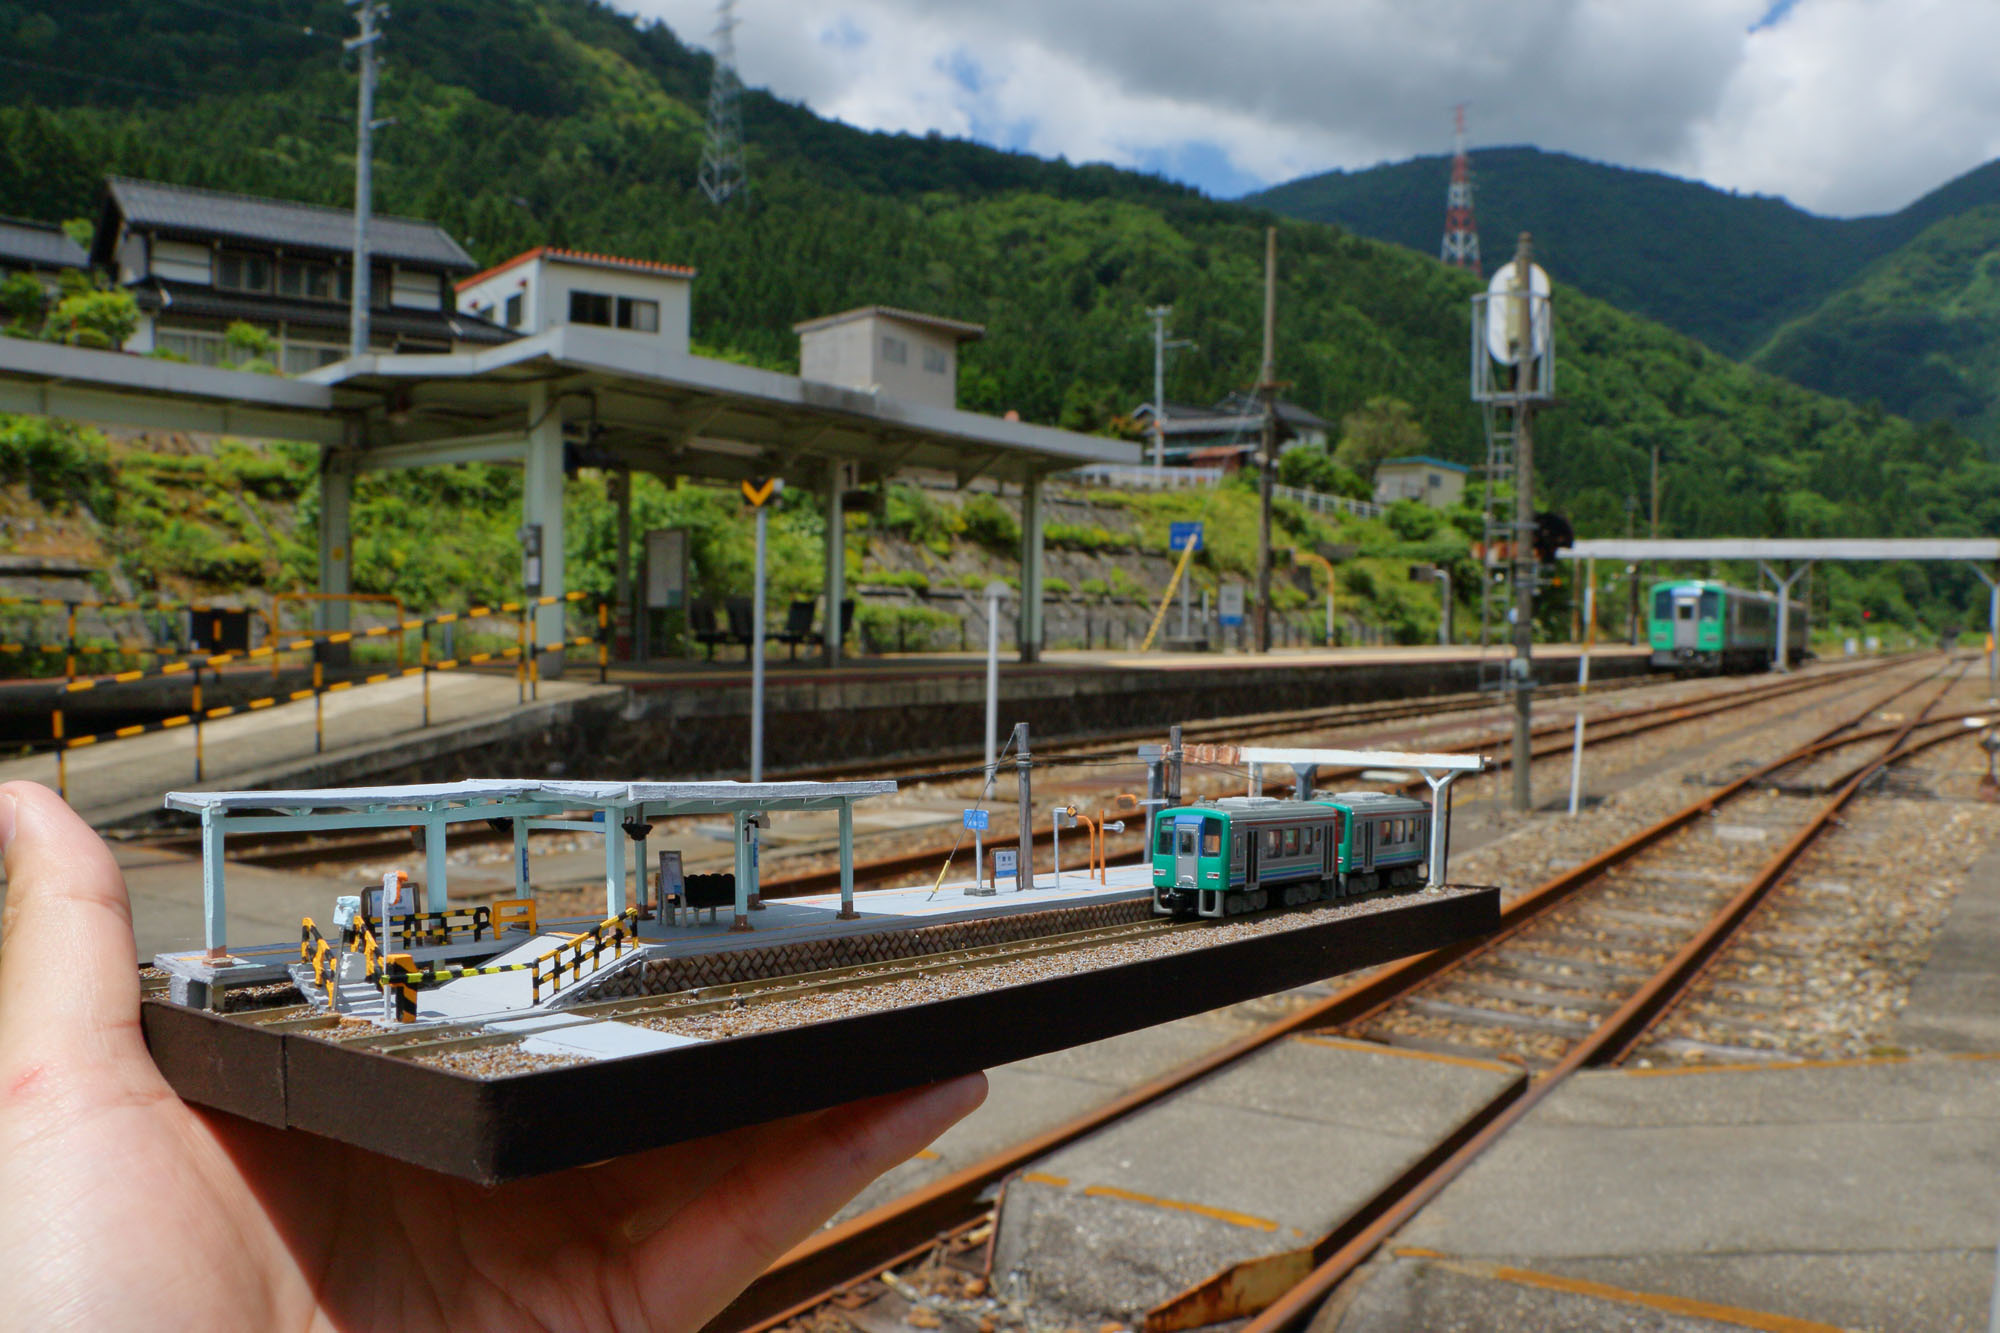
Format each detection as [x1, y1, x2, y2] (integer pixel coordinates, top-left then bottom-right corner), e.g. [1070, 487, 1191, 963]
[1510, 232, 1537, 812]
[1147, 306, 1193, 471]
[1256, 226, 1278, 654]
[345, 0, 386, 358]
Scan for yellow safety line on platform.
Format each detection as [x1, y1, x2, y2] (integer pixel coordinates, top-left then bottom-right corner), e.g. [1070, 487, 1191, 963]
[1388, 1252, 1847, 1333]
[1079, 1184, 1279, 1233]
[1292, 1033, 1519, 1075]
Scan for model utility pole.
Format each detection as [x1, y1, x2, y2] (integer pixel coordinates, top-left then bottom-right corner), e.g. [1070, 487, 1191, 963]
[345, 0, 386, 358]
[1256, 226, 1278, 654]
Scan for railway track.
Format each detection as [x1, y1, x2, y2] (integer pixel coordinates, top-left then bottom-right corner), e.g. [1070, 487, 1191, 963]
[699, 656, 1964, 1333]
[122, 661, 1897, 872]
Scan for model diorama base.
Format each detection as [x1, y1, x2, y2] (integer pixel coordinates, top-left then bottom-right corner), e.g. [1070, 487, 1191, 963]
[143, 882, 1500, 1183]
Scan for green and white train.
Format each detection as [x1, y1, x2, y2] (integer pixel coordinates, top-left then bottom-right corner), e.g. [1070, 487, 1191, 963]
[1648, 579, 1811, 674]
[1151, 792, 1432, 919]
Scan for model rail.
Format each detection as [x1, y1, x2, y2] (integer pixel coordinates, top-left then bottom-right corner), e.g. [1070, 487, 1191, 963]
[698, 656, 1951, 1333]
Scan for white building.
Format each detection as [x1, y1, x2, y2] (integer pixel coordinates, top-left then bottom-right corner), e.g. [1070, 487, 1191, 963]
[456, 247, 694, 355]
[1374, 455, 1471, 509]
[793, 305, 984, 410]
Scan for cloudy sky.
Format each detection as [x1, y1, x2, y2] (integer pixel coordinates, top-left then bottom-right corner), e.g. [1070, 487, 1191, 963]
[622, 0, 2000, 218]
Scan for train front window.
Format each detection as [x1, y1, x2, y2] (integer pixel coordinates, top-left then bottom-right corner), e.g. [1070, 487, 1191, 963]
[1699, 589, 1721, 619]
[1654, 589, 1672, 620]
[1202, 819, 1222, 857]
[1676, 603, 1694, 621]
[1176, 828, 1195, 857]
[1158, 822, 1174, 855]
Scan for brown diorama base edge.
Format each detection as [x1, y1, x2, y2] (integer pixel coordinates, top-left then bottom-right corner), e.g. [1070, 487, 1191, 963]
[143, 886, 1499, 1183]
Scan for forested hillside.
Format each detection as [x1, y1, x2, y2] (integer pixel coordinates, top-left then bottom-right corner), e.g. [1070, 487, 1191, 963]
[1752, 206, 2000, 446]
[2, 0, 1998, 630]
[1248, 146, 2000, 367]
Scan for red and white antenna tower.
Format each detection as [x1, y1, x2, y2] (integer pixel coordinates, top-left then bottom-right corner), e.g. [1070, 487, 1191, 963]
[1440, 104, 1482, 277]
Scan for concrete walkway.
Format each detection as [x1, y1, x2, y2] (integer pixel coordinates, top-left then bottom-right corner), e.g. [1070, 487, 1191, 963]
[0, 669, 616, 825]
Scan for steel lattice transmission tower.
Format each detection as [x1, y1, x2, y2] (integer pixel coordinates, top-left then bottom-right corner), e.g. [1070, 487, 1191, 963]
[698, 0, 748, 207]
[1440, 104, 1481, 277]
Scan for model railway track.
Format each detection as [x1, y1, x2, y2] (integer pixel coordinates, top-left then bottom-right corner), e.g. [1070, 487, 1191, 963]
[699, 657, 1951, 1333]
[123, 662, 1896, 871]
[253, 914, 1200, 1057]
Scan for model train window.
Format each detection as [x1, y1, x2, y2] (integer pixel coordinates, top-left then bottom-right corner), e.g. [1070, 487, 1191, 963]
[1284, 828, 1300, 855]
[1699, 589, 1721, 618]
[1654, 589, 1673, 620]
[1176, 827, 1196, 858]
[1157, 822, 1174, 854]
[1676, 603, 1694, 621]
[1202, 820, 1221, 856]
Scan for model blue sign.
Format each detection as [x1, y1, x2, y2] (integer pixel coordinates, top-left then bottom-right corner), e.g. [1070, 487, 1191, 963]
[963, 808, 990, 831]
[1169, 521, 1204, 552]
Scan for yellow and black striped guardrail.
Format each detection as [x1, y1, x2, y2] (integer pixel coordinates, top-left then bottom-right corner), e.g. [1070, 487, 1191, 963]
[31, 592, 604, 801]
[310, 907, 638, 1022]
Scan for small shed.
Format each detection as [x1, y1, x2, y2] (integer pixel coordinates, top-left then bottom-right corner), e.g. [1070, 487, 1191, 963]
[1374, 455, 1470, 509]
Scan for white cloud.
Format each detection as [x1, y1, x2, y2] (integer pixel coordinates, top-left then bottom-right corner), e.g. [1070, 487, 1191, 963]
[626, 0, 1999, 216]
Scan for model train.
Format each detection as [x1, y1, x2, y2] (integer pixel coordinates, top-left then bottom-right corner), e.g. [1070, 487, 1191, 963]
[1648, 578, 1810, 674]
[1151, 791, 1432, 919]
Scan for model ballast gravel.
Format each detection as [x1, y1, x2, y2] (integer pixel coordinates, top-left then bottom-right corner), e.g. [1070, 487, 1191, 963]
[1151, 792, 1432, 918]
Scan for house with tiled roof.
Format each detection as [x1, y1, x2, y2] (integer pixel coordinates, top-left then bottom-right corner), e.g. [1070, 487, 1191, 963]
[0, 216, 89, 288]
[456, 246, 697, 355]
[89, 176, 511, 372]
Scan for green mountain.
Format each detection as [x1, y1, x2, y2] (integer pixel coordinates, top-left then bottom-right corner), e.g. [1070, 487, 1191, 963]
[1247, 146, 2000, 364]
[1751, 205, 2000, 444]
[2, 0, 1997, 631]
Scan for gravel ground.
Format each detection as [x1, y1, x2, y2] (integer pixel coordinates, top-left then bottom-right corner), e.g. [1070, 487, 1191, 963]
[1639, 728, 2000, 1064]
[418, 1044, 588, 1075]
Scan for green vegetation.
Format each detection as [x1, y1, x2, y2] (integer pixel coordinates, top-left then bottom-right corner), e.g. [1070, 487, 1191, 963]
[1, 0, 1996, 635]
[1248, 145, 2000, 361]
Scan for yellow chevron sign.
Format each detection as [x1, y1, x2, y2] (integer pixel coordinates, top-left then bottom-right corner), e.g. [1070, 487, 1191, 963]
[741, 477, 782, 508]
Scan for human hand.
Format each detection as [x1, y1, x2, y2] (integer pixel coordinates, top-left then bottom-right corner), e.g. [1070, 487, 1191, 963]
[0, 780, 985, 1331]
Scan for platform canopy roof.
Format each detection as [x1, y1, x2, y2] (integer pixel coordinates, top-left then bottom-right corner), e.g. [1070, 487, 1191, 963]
[1561, 538, 2000, 562]
[165, 777, 896, 819]
[0, 325, 1140, 486]
[304, 325, 1137, 485]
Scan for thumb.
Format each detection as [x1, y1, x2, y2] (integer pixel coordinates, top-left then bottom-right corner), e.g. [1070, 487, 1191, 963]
[0, 781, 144, 1063]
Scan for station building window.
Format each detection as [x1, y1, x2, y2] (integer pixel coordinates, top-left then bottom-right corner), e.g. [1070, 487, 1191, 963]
[881, 334, 908, 365]
[505, 293, 524, 327]
[923, 345, 948, 373]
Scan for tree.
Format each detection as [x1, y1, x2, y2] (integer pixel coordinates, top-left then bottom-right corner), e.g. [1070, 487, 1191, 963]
[0, 274, 49, 334]
[1332, 397, 1428, 480]
[43, 287, 138, 350]
[1276, 446, 1368, 499]
[224, 321, 279, 374]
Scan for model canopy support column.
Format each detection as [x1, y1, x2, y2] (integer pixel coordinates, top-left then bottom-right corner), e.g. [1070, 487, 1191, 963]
[523, 384, 568, 679]
[1969, 564, 1999, 696]
[824, 458, 846, 668]
[1757, 559, 1813, 673]
[1019, 471, 1045, 663]
[317, 445, 356, 636]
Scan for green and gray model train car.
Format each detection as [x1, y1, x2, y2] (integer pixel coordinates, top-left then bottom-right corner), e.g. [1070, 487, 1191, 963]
[1648, 579, 1810, 673]
[1151, 792, 1431, 919]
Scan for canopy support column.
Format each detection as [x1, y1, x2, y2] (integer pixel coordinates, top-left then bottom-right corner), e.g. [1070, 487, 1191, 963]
[202, 809, 227, 960]
[1289, 764, 1318, 801]
[1970, 564, 1998, 697]
[824, 458, 846, 667]
[603, 815, 627, 919]
[1421, 769, 1462, 889]
[317, 444, 356, 647]
[1758, 560, 1813, 673]
[1019, 472, 1044, 663]
[424, 813, 448, 913]
[524, 384, 568, 679]
[838, 802, 858, 919]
